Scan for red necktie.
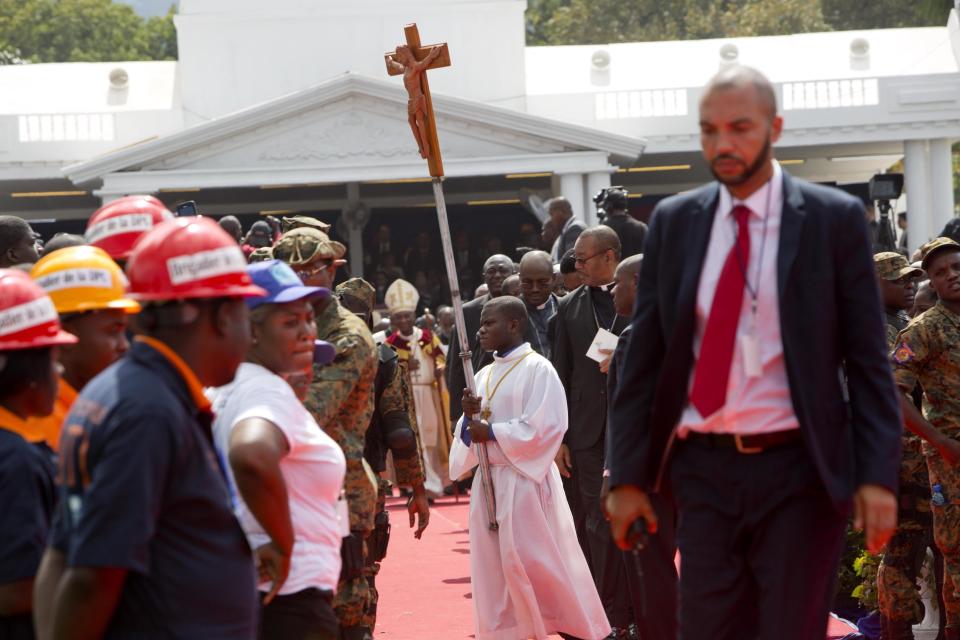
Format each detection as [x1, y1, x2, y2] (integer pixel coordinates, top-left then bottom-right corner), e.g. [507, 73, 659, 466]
[689, 204, 751, 418]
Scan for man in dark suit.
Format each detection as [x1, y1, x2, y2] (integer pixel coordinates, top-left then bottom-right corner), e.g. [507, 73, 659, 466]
[605, 254, 678, 640]
[518, 250, 559, 359]
[549, 197, 587, 262]
[446, 253, 516, 423]
[606, 66, 900, 640]
[600, 186, 648, 259]
[553, 226, 632, 637]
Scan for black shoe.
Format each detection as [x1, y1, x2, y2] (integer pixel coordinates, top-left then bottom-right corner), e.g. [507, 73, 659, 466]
[442, 484, 456, 496]
[340, 626, 372, 640]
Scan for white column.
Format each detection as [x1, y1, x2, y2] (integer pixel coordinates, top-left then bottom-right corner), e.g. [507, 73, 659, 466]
[584, 170, 612, 227]
[905, 140, 933, 255]
[345, 182, 364, 278]
[558, 172, 585, 224]
[929, 138, 956, 235]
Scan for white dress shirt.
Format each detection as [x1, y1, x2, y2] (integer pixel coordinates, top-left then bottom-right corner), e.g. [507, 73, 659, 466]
[679, 161, 800, 436]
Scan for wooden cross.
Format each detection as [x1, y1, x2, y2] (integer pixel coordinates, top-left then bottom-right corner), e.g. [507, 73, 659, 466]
[385, 24, 451, 178]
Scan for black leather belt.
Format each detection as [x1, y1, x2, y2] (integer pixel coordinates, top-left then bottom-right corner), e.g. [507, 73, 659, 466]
[685, 429, 802, 454]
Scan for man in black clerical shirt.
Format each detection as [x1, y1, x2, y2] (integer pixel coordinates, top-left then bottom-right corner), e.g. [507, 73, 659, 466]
[519, 250, 559, 359]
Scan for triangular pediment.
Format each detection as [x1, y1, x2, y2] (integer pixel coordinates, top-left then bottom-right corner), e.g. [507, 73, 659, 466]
[154, 94, 570, 172]
[65, 73, 644, 183]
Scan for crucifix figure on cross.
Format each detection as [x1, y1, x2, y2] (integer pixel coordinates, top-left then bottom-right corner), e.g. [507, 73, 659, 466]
[385, 24, 450, 177]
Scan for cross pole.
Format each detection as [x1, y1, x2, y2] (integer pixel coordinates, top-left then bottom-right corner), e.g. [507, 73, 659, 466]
[386, 24, 499, 531]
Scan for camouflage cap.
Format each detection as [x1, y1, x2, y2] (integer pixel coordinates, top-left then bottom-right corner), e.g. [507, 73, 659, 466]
[874, 251, 923, 281]
[273, 227, 346, 266]
[919, 237, 960, 271]
[335, 277, 376, 313]
[281, 216, 331, 235]
[247, 246, 274, 263]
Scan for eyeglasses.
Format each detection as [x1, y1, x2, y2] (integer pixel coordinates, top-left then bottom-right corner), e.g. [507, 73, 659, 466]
[293, 260, 331, 278]
[574, 250, 610, 266]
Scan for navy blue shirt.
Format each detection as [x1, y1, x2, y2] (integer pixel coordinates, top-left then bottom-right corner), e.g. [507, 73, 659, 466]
[52, 340, 257, 639]
[0, 427, 55, 638]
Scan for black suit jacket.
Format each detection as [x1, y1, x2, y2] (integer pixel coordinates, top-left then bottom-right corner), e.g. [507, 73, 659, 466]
[553, 285, 630, 451]
[556, 218, 587, 260]
[446, 293, 492, 421]
[603, 214, 649, 259]
[608, 171, 901, 506]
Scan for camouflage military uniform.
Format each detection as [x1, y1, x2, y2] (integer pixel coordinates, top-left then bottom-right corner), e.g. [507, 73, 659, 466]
[879, 311, 932, 628]
[337, 277, 427, 633]
[892, 301, 960, 630]
[872, 252, 931, 630]
[307, 298, 378, 631]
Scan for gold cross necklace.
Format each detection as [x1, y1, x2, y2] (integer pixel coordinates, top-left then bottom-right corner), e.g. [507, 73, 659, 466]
[480, 349, 534, 421]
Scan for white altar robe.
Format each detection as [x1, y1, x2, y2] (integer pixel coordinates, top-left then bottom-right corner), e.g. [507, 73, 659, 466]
[450, 343, 611, 640]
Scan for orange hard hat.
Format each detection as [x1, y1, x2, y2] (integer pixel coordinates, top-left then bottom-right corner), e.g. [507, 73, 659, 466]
[30, 245, 141, 315]
[0, 269, 77, 351]
[125, 216, 266, 302]
[85, 195, 175, 260]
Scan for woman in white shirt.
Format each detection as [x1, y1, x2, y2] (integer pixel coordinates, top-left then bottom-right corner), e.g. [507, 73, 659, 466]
[208, 260, 346, 640]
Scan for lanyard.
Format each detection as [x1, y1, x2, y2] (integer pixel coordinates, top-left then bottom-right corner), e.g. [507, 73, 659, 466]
[731, 178, 774, 321]
[591, 287, 618, 332]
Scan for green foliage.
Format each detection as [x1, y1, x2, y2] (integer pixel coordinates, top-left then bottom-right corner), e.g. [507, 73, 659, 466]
[835, 525, 868, 611]
[853, 548, 881, 610]
[527, 0, 951, 45]
[0, 0, 177, 64]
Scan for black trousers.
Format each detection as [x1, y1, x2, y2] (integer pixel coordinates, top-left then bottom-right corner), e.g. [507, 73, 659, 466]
[569, 441, 633, 628]
[624, 492, 678, 640]
[259, 588, 339, 640]
[670, 438, 848, 640]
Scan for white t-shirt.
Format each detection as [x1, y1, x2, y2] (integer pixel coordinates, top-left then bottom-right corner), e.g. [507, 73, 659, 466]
[208, 363, 346, 594]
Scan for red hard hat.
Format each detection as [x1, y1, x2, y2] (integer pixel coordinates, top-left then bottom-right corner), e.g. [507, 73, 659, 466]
[125, 216, 267, 302]
[85, 195, 175, 260]
[0, 269, 77, 351]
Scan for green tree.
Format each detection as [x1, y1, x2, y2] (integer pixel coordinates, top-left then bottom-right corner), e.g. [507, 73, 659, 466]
[0, 0, 176, 64]
[822, 0, 947, 30]
[529, 0, 952, 45]
[539, 0, 828, 46]
[526, 0, 569, 45]
[142, 6, 177, 60]
[684, 0, 828, 39]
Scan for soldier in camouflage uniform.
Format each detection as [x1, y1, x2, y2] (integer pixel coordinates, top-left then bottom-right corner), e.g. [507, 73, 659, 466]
[336, 278, 431, 632]
[874, 252, 930, 639]
[892, 238, 960, 640]
[273, 228, 378, 640]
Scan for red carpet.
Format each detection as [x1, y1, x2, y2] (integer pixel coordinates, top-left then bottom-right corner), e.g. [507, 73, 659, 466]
[374, 495, 858, 639]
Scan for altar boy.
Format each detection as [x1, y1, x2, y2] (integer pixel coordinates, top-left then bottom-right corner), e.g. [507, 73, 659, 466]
[450, 296, 610, 640]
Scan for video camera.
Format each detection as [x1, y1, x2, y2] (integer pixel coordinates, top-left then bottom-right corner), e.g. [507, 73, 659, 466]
[868, 173, 903, 253]
[592, 186, 629, 221]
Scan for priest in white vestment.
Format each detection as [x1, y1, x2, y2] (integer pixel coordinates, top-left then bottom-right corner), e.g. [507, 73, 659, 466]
[450, 296, 610, 640]
[377, 279, 452, 496]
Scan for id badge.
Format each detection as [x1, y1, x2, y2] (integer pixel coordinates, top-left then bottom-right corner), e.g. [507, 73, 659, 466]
[740, 333, 762, 378]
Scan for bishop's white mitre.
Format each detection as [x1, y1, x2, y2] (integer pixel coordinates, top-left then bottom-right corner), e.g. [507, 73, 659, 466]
[384, 278, 419, 314]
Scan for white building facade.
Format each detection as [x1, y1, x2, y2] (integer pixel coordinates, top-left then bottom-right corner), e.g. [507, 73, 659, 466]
[0, 0, 958, 258]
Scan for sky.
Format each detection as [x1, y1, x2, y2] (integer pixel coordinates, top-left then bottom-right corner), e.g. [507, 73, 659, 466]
[114, 0, 179, 18]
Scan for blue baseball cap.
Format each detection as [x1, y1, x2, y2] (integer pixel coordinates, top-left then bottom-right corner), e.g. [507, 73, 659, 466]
[314, 339, 336, 365]
[246, 260, 330, 309]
